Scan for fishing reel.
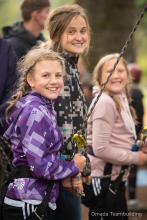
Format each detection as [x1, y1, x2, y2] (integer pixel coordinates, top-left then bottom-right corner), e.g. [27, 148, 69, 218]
[60, 131, 86, 160]
[140, 126, 147, 154]
[131, 126, 147, 153]
[71, 132, 87, 155]
[60, 131, 91, 176]
[141, 126, 147, 141]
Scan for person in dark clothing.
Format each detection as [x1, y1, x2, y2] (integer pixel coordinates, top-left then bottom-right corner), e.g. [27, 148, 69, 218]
[2, 0, 50, 59]
[0, 38, 18, 188]
[46, 5, 90, 220]
[128, 64, 144, 135]
[0, 38, 18, 135]
[127, 63, 144, 209]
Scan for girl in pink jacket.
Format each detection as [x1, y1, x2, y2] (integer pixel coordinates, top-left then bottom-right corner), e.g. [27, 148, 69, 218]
[86, 54, 147, 220]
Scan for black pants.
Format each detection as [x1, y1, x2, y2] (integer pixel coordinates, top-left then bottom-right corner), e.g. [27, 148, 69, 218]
[2, 203, 56, 220]
[89, 182, 128, 220]
[128, 165, 137, 200]
[54, 187, 81, 220]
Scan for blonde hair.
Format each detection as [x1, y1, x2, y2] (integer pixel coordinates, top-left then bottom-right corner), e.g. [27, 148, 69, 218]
[46, 4, 90, 54]
[6, 48, 65, 116]
[92, 53, 131, 112]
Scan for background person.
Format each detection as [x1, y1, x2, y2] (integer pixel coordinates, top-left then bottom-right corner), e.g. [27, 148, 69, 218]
[3, 0, 50, 59]
[127, 63, 144, 209]
[0, 38, 18, 188]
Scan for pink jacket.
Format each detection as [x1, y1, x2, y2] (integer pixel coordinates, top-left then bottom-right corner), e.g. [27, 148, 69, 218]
[87, 91, 138, 181]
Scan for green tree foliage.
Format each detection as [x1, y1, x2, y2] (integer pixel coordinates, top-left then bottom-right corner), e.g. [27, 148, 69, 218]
[134, 1, 147, 78]
[52, 0, 74, 8]
[135, 0, 147, 7]
[0, 0, 21, 35]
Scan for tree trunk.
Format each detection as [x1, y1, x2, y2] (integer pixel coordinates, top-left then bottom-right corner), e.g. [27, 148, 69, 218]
[75, 0, 137, 71]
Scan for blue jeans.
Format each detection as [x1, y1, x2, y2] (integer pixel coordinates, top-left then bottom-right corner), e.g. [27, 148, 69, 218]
[54, 187, 81, 220]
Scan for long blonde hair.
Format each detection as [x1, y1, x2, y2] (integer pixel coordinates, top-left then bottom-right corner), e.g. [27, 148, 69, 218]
[46, 4, 90, 54]
[6, 48, 65, 116]
[92, 53, 132, 112]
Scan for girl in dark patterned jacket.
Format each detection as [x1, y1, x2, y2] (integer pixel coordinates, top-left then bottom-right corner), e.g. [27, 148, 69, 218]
[46, 4, 90, 220]
[2, 48, 86, 220]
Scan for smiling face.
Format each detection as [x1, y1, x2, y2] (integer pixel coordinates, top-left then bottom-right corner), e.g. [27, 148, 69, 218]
[27, 60, 64, 100]
[100, 58, 128, 94]
[60, 15, 89, 55]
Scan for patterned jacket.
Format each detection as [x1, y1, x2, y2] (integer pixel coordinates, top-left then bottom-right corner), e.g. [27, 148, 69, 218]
[54, 52, 87, 147]
[4, 92, 79, 204]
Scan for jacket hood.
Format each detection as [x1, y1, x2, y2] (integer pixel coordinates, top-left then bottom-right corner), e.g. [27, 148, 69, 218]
[3, 22, 44, 43]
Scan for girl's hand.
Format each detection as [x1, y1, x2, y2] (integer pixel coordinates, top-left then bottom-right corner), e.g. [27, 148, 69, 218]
[62, 177, 72, 188]
[82, 175, 92, 185]
[71, 174, 82, 188]
[62, 174, 82, 188]
[70, 174, 84, 196]
[62, 174, 84, 196]
[73, 154, 86, 172]
[137, 151, 147, 166]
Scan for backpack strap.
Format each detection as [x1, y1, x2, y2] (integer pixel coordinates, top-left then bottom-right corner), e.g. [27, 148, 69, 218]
[87, 145, 112, 178]
[32, 181, 54, 220]
[87, 145, 128, 195]
[87, 144, 95, 157]
[10, 165, 33, 179]
[109, 165, 128, 195]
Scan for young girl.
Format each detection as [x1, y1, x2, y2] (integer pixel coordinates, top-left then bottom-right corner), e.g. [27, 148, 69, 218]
[2, 48, 86, 220]
[87, 54, 147, 220]
[44, 5, 90, 220]
[46, 4, 90, 220]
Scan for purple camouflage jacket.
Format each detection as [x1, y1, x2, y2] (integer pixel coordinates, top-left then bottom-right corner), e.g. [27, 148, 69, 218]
[4, 92, 79, 204]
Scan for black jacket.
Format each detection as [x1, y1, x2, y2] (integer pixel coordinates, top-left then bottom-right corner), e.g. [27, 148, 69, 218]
[131, 84, 144, 136]
[3, 21, 45, 59]
[0, 39, 18, 134]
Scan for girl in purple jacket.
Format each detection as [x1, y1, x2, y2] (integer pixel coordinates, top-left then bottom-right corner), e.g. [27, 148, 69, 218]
[2, 48, 85, 220]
